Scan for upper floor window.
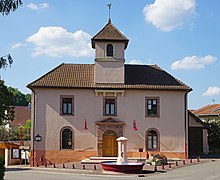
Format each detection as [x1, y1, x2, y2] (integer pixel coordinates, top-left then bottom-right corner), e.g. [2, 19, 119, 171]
[104, 97, 117, 116]
[61, 127, 73, 149]
[145, 97, 160, 117]
[60, 96, 74, 115]
[106, 44, 113, 57]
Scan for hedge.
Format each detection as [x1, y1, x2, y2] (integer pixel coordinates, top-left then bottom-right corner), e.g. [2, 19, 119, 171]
[0, 156, 5, 180]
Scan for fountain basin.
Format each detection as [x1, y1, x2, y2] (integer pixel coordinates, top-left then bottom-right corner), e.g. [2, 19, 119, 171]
[101, 161, 145, 173]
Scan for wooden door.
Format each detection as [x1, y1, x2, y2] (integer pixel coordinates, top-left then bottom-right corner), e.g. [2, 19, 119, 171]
[102, 131, 117, 157]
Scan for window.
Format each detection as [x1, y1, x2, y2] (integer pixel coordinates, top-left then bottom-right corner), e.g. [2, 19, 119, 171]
[60, 96, 74, 115]
[106, 44, 113, 57]
[61, 127, 73, 149]
[104, 97, 117, 116]
[146, 130, 159, 151]
[145, 97, 159, 117]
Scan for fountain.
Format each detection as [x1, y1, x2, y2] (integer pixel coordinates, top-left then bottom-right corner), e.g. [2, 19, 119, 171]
[100, 137, 145, 173]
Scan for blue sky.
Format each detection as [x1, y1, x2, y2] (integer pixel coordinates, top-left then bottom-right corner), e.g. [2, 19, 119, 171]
[0, 0, 219, 109]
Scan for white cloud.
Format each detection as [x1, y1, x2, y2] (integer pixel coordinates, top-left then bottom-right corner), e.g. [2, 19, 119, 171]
[27, 3, 49, 11]
[26, 26, 94, 58]
[203, 87, 220, 96]
[10, 42, 27, 49]
[171, 55, 217, 70]
[128, 60, 143, 64]
[143, 0, 196, 31]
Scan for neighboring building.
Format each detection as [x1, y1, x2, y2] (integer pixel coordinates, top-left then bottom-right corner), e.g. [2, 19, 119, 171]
[188, 111, 209, 157]
[28, 19, 193, 165]
[192, 104, 220, 122]
[9, 106, 31, 127]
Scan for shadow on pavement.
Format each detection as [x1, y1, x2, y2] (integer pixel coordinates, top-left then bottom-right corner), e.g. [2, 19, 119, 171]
[138, 170, 166, 174]
[6, 167, 31, 172]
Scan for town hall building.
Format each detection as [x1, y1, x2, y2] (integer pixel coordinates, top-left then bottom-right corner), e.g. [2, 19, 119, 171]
[28, 19, 204, 165]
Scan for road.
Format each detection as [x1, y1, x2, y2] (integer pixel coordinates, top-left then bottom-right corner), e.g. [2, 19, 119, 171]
[5, 159, 220, 180]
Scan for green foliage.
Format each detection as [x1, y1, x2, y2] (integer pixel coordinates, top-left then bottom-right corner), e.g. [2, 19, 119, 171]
[8, 87, 31, 106]
[208, 121, 220, 153]
[0, 156, 5, 179]
[0, 54, 13, 69]
[0, 80, 15, 125]
[0, 0, 23, 16]
[0, 120, 31, 141]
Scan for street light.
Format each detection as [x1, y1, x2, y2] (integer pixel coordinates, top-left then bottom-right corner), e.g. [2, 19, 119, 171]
[18, 122, 23, 146]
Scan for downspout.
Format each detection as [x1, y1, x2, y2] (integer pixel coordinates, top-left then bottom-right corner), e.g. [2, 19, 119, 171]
[184, 92, 187, 159]
[184, 89, 191, 159]
[31, 89, 36, 166]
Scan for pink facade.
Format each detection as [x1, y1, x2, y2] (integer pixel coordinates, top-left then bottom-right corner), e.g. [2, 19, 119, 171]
[28, 20, 192, 165]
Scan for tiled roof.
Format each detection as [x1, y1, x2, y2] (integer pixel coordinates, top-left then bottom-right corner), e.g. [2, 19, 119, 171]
[27, 63, 191, 91]
[192, 104, 220, 115]
[9, 106, 31, 127]
[91, 21, 129, 49]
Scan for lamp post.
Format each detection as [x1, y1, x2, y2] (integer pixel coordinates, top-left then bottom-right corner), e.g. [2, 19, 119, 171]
[18, 122, 23, 146]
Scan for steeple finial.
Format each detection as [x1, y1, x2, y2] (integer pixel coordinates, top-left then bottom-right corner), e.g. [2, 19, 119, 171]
[107, 3, 112, 23]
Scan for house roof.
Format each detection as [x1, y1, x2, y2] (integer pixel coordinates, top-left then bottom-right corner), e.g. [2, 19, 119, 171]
[9, 106, 31, 127]
[27, 63, 191, 91]
[192, 104, 220, 116]
[91, 20, 129, 49]
[188, 110, 212, 131]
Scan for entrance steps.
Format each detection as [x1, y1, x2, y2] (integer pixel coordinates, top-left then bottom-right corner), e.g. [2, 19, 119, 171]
[81, 157, 117, 164]
[81, 156, 146, 164]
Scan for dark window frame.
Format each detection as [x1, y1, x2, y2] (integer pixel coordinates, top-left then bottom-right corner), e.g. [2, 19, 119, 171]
[106, 44, 113, 57]
[60, 127, 74, 150]
[60, 95, 74, 116]
[145, 97, 160, 117]
[103, 97, 117, 116]
[146, 129, 160, 151]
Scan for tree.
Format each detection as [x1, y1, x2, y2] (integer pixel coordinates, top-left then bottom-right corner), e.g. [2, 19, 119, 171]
[0, 80, 15, 125]
[0, 0, 23, 69]
[0, 0, 23, 16]
[0, 119, 31, 141]
[0, 54, 13, 69]
[8, 87, 31, 106]
[208, 121, 220, 153]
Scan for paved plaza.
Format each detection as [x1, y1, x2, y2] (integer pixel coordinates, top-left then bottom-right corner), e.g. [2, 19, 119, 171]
[5, 159, 220, 180]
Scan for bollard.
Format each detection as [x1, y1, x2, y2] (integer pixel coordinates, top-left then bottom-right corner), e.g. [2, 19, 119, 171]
[197, 157, 200, 162]
[146, 151, 149, 159]
[63, 164, 65, 168]
[154, 165, 157, 172]
[183, 160, 186, 165]
[72, 164, 75, 169]
[168, 163, 171, 168]
[53, 163, 56, 168]
[190, 159, 192, 163]
[94, 165, 97, 170]
[83, 165, 85, 170]
[36, 163, 39, 167]
[45, 163, 47, 167]
[176, 161, 178, 166]
[162, 164, 165, 170]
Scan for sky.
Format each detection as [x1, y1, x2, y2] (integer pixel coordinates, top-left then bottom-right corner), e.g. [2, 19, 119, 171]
[0, 0, 220, 110]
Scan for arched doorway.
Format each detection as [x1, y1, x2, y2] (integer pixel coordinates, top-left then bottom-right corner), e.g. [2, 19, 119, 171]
[102, 130, 117, 157]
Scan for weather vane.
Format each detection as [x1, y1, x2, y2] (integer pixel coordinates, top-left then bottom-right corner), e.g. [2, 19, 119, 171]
[107, 3, 112, 22]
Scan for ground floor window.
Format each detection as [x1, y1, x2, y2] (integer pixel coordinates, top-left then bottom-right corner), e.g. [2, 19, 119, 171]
[146, 129, 159, 151]
[61, 127, 73, 149]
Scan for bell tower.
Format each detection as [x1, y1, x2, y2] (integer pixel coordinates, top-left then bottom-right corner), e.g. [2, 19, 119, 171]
[91, 19, 129, 84]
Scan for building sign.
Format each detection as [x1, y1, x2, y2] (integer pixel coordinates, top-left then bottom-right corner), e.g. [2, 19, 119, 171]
[11, 148, 20, 159]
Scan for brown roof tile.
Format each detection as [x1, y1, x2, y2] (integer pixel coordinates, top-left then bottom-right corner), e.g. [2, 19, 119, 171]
[91, 21, 129, 49]
[193, 104, 220, 115]
[27, 63, 191, 91]
[9, 106, 31, 127]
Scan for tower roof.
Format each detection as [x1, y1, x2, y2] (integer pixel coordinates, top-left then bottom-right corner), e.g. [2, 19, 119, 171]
[91, 20, 129, 49]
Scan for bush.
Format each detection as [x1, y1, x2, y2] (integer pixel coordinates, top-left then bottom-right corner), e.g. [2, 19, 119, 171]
[0, 156, 5, 179]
